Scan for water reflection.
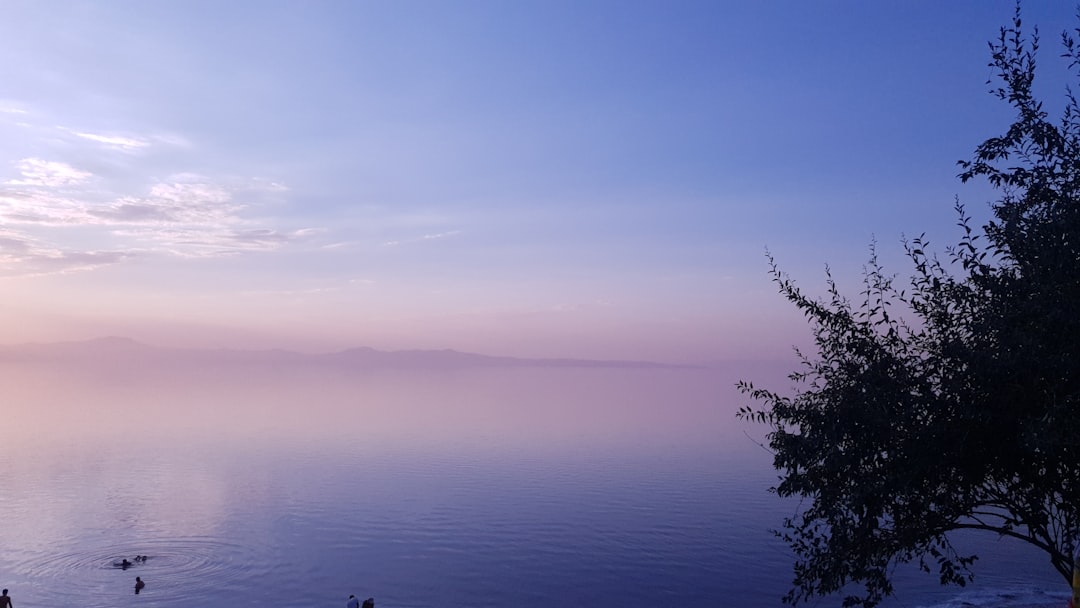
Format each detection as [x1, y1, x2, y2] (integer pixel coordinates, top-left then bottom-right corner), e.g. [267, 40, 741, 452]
[1, 365, 786, 608]
[0, 363, 1065, 607]
[1, 365, 747, 450]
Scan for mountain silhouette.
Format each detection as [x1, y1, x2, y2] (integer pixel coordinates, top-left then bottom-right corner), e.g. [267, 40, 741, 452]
[0, 337, 689, 370]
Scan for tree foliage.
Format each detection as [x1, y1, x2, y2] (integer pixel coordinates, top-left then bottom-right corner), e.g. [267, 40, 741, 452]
[738, 9, 1080, 607]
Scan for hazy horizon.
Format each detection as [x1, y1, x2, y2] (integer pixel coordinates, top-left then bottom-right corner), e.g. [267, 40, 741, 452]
[0, 3, 1074, 365]
[1, 5, 1075, 606]
[0, 333, 734, 367]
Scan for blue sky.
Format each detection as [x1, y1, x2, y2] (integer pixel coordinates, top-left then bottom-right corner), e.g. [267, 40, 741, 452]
[0, 1, 1073, 363]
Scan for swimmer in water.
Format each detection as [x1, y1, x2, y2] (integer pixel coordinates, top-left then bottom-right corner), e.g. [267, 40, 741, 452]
[121, 559, 131, 569]
[134, 577, 145, 594]
[0, 588, 13, 608]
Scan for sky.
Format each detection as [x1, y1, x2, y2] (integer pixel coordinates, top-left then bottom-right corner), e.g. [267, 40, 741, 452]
[0, 0, 1074, 364]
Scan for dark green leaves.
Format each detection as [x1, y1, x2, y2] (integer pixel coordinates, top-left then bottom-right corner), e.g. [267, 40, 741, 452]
[740, 6, 1080, 606]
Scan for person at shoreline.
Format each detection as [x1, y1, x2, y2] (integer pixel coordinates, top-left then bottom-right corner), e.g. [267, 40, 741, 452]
[134, 577, 145, 594]
[0, 588, 12, 608]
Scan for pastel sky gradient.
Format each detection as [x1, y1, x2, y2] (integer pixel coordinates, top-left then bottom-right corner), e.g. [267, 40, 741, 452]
[0, 1, 1073, 363]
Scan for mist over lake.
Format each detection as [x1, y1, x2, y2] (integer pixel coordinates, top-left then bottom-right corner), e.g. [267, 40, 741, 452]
[0, 348, 1065, 608]
[3, 2, 1078, 607]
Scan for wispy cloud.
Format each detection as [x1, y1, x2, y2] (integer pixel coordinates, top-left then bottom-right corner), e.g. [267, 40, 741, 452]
[0, 189, 90, 225]
[381, 230, 462, 247]
[243, 178, 289, 192]
[113, 226, 315, 257]
[8, 158, 92, 188]
[0, 97, 312, 276]
[60, 128, 192, 151]
[86, 186, 225, 227]
[423, 230, 461, 240]
[0, 159, 314, 272]
[68, 130, 151, 151]
[0, 173, 240, 229]
[0, 229, 132, 277]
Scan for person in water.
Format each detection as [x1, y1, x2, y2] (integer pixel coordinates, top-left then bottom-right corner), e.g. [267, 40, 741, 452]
[347, 595, 360, 608]
[121, 559, 132, 569]
[0, 588, 13, 608]
[134, 577, 145, 594]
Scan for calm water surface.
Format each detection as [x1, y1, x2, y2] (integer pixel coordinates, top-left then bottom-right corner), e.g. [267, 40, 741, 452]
[0, 365, 1067, 607]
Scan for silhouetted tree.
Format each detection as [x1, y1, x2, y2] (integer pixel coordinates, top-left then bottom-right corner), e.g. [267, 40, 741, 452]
[738, 9, 1080, 607]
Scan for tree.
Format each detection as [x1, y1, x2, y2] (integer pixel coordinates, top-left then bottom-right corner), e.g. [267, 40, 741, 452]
[738, 8, 1080, 607]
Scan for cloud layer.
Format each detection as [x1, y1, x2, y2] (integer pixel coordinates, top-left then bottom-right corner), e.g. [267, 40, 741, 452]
[0, 112, 312, 275]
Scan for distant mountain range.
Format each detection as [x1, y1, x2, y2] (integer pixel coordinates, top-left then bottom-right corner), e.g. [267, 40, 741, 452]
[0, 336, 691, 370]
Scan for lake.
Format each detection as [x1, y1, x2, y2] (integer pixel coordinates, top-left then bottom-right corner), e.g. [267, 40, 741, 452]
[0, 363, 1067, 607]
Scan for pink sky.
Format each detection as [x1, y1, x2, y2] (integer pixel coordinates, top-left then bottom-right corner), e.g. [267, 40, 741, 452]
[0, 2, 1069, 364]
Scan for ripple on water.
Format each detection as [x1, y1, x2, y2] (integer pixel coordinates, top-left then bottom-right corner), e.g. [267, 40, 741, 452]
[20, 535, 275, 607]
